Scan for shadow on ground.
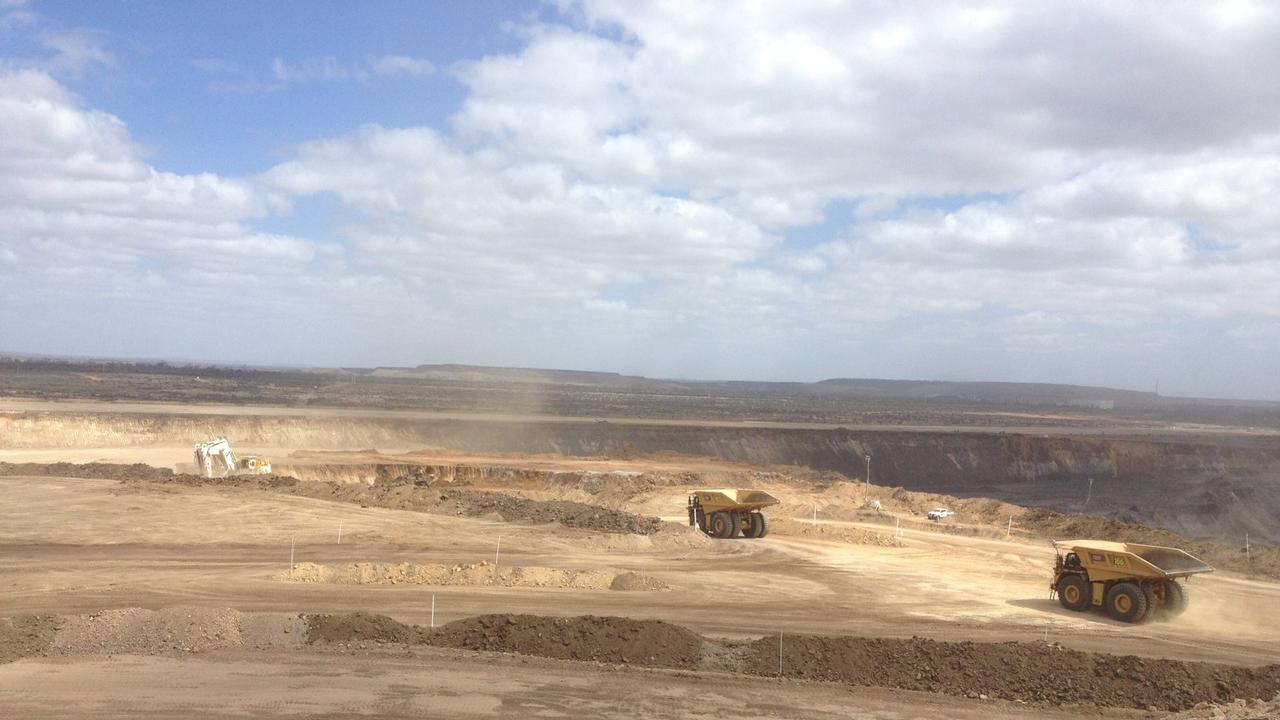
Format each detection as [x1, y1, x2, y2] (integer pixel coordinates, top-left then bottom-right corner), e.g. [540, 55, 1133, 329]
[1005, 597, 1127, 626]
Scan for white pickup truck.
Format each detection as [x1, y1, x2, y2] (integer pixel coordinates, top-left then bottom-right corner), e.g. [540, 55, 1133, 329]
[927, 507, 953, 521]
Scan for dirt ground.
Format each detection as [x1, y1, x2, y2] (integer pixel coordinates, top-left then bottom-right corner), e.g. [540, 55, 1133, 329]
[3, 400, 1280, 718]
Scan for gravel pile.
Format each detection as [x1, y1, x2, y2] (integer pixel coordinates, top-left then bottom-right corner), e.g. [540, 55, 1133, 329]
[427, 614, 703, 668]
[50, 607, 245, 655]
[609, 571, 670, 591]
[1167, 693, 1280, 719]
[743, 634, 1280, 712]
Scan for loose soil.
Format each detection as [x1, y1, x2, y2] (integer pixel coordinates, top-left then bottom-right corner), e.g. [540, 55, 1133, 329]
[304, 612, 702, 669]
[609, 571, 670, 591]
[304, 611, 421, 645]
[1168, 693, 1280, 719]
[0, 615, 56, 664]
[0, 607, 307, 661]
[290, 611, 1280, 711]
[743, 634, 1280, 712]
[0, 461, 173, 481]
[280, 561, 666, 591]
[147, 472, 666, 535]
[770, 517, 904, 546]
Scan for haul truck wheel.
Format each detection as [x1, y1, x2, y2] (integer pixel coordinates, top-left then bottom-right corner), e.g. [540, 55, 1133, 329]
[754, 512, 769, 538]
[1141, 584, 1157, 617]
[1056, 575, 1090, 612]
[727, 511, 741, 538]
[1162, 580, 1187, 616]
[710, 511, 734, 539]
[1105, 582, 1149, 623]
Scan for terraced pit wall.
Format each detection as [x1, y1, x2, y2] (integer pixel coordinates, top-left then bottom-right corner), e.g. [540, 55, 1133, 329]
[4, 410, 1278, 544]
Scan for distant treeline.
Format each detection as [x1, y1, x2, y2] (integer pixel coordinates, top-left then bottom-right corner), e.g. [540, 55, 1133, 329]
[0, 356, 324, 386]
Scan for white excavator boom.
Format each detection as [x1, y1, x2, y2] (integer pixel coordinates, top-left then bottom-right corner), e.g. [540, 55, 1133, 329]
[193, 436, 239, 478]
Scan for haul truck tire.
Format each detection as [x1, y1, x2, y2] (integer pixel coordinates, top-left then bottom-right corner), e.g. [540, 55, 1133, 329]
[752, 512, 769, 538]
[710, 511, 735, 539]
[1056, 575, 1090, 612]
[1162, 580, 1187, 616]
[1105, 582, 1149, 623]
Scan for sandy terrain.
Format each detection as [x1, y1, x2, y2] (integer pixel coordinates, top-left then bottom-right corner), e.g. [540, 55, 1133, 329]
[2, 398, 1279, 718]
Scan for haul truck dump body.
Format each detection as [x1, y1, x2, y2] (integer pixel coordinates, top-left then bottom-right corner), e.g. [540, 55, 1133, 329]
[687, 489, 779, 538]
[1051, 539, 1212, 623]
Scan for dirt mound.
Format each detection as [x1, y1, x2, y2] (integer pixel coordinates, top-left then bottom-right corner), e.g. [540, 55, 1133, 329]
[50, 607, 245, 655]
[426, 488, 665, 534]
[0, 461, 173, 480]
[743, 634, 1280, 711]
[770, 518, 903, 546]
[0, 615, 56, 664]
[280, 561, 656, 591]
[149, 472, 664, 535]
[609, 572, 669, 591]
[304, 612, 421, 645]
[427, 614, 702, 668]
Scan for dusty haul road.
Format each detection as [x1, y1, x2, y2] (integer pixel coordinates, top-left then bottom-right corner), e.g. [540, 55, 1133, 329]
[2, 400, 1279, 718]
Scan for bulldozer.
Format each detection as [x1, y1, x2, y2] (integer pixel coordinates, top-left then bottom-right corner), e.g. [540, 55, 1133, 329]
[1050, 539, 1212, 623]
[193, 437, 272, 478]
[687, 489, 778, 538]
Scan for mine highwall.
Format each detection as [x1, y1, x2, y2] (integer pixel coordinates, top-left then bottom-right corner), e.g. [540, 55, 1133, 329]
[3, 411, 1278, 544]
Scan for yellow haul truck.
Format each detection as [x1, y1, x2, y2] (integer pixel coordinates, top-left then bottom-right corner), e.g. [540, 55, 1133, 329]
[687, 489, 779, 539]
[1051, 539, 1212, 623]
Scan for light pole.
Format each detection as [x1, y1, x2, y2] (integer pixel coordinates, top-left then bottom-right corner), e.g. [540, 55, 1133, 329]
[865, 454, 872, 493]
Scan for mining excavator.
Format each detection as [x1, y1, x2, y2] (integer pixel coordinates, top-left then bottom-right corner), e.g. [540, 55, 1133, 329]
[1050, 539, 1212, 623]
[193, 437, 271, 478]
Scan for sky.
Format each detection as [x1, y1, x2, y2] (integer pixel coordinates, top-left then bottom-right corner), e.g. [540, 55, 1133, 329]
[1, 1, 1278, 400]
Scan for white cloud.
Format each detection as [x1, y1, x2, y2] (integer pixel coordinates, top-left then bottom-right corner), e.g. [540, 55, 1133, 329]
[38, 28, 115, 74]
[6, 3, 1280, 397]
[265, 124, 772, 302]
[455, 1, 1280, 226]
[270, 55, 435, 84]
[0, 69, 344, 352]
[372, 55, 434, 77]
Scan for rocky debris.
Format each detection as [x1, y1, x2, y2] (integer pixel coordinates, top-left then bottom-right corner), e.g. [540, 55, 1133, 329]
[769, 517, 903, 546]
[0, 615, 57, 664]
[1167, 693, 1280, 719]
[279, 561, 661, 591]
[427, 614, 702, 669]
[419, 487, 665, 534]
[3, 608, 306, 660]
[50, 607, 246, 656]
[304, 612, 702, 669]
[158, 472, 299, 488]
[743, 634, 1280, 712]
[147, 471, 665, 535]
[608, 571, 670, 591]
